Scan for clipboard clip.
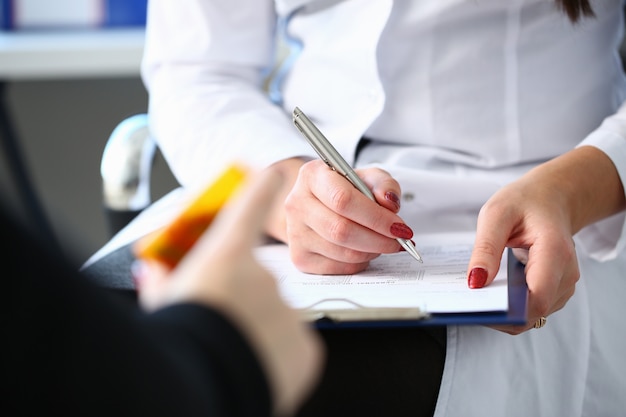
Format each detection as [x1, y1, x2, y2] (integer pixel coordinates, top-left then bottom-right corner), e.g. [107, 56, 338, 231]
[299, 298, 429, 323]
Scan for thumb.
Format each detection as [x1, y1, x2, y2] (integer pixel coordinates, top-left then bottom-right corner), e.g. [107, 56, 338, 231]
[467, 209, 510, 289]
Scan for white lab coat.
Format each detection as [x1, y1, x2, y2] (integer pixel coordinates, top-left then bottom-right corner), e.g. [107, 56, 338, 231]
[135, 0, 626, 415]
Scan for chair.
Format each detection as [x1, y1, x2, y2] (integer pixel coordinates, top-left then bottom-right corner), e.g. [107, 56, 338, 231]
[100, 113, 156, 236]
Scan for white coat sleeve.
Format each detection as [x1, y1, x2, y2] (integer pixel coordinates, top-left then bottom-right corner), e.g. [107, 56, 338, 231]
[576, 99, 626, 261]
[141, 0, 314, 187]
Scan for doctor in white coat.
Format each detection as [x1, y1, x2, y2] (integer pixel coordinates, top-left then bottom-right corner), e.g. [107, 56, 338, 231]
[134, 0, 626, 416]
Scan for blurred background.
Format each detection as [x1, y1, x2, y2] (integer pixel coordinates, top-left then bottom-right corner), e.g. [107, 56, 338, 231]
[1, 2, 626, 266]
[0, 0, 177, 264]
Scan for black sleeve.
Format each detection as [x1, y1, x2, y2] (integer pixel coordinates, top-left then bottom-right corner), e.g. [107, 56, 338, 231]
[2, 206, 272, 417]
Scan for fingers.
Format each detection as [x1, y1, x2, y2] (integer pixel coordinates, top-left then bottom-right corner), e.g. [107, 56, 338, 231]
[359, 167, 403, 213]
[467, 198, 514, 288]
[301, 161, 412, 241]
[523, 234, 579, 322]
[291, 248, 375, 275]
[284, 161, 405, 273]
[482, 227, 579, 335]
[285, 197, 389, 273]
[288, 227, 381, 274]
[490, 286, 575, 335]
[133, 259, 166, 310]
[298, 200, 403, 253]
[511, 247, 529, 264]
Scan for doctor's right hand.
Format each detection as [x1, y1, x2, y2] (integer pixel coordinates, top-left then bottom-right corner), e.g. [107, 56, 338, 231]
[282, 159, 414, 275]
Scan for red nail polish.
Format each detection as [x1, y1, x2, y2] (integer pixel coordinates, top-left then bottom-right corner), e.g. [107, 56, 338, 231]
[390, 222, 413, 239]
[385, 191, 401, 211]
[468, 267, 488, 289]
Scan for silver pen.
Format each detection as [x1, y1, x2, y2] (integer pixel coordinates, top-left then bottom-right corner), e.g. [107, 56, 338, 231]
[292, 106, 423, 263]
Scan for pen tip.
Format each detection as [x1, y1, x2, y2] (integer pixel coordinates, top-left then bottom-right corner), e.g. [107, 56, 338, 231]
[399, 239, 423, 263]
[410, 246, 423, 263]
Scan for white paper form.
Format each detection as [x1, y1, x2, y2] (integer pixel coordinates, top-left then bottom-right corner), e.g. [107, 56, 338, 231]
[255, 232, 508, 314]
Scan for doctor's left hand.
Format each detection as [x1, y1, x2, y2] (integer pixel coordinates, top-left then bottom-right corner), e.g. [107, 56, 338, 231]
[467, 175, 580, 335]
[467, 146, 625, 334]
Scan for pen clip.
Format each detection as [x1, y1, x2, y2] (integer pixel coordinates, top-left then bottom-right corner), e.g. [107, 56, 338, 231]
[293, 109, 334, 170]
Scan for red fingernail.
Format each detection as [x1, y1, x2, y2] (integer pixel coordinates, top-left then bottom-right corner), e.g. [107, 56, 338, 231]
[385, 191, 401, 211]
[390, 222, 413, 239]
[468, 267, 488, 289]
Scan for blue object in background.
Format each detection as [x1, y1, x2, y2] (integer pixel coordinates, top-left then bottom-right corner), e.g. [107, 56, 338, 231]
[0, 0, 148, 30]
[0, 0, 12, 30]
[105, 0, 147, 27]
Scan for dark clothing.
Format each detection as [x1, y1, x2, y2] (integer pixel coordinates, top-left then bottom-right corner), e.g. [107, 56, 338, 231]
[84, 233, 448, 417]
[297, 325, 446, 417]
[3, 205, 272, 417]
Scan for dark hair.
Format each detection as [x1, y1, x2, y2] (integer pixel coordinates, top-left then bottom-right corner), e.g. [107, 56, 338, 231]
[555, 0, 595, 22]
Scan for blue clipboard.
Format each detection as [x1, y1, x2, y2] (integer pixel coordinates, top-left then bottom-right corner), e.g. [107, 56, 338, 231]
[311, 249, 528, 329]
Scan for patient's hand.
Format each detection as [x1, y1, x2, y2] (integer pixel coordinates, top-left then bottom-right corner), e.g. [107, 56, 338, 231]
[136, 169, 324, 417]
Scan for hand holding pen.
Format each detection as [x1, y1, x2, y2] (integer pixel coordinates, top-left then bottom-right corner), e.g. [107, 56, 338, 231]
[284, 107, 422, 275]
